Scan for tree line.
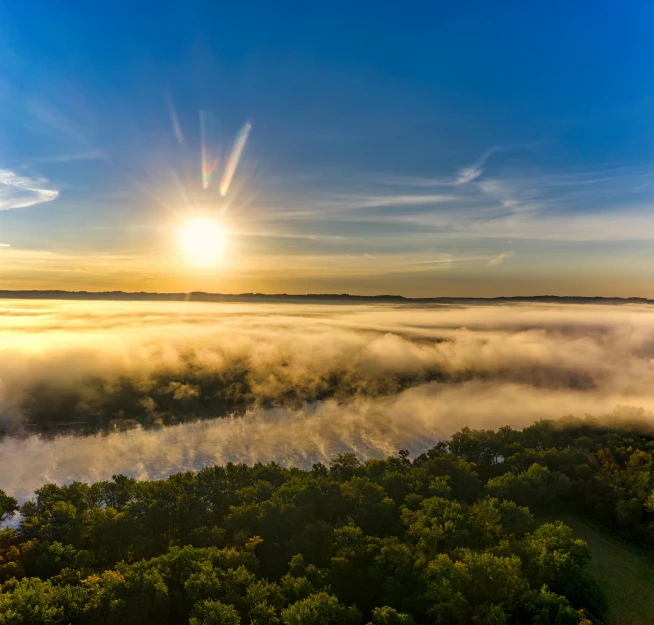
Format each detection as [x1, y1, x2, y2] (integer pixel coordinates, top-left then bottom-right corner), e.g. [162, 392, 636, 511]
[2, 415, 654, 623]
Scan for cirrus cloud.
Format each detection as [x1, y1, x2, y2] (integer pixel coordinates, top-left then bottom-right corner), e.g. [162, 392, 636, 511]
[0, 169, 59, 210]
[487, 251, 514, 266]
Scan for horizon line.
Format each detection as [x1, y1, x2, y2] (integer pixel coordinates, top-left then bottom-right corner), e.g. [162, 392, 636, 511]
[0, 289, 652, 304]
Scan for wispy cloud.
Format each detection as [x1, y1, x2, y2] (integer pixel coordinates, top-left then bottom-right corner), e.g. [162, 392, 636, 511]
[456, 147, 499, 185]
[0, 169, 59, 210]
[487, 251, 514, 266]
[407, 253, 496, 270]
[256, 163, 654, 247]
[318, 193, 456, 211]
[356, 147, 504, 189]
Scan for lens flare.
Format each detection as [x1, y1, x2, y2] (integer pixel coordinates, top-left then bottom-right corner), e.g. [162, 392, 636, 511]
[165, 91, 184, 144]
[200, 111, 219, 190]
[220, 121, 252, 197]
[178, 218, 226, 264]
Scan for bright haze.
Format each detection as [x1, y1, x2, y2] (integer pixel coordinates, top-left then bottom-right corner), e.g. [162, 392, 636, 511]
[0, 2, 653, 296]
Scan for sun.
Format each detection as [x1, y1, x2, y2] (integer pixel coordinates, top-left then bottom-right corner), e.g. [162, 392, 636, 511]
[178, 218, 227, 265]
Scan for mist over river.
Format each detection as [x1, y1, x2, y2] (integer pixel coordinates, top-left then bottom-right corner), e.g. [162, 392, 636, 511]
[2, 298, 654, 499]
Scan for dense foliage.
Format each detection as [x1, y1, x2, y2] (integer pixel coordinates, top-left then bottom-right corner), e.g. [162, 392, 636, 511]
[2, 416, 654, 624]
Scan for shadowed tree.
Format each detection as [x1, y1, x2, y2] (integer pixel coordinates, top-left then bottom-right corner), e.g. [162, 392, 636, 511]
[0, 490, 18, 524]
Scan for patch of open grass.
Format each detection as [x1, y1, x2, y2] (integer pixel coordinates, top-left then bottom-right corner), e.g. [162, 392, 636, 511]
[545, 515, 654, 625]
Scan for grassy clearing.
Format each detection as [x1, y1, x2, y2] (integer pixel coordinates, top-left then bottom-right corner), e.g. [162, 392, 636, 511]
[549, 515, 654, 625]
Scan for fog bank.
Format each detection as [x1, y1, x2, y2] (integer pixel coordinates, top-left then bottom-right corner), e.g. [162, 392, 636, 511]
[2, 299, 654, 497]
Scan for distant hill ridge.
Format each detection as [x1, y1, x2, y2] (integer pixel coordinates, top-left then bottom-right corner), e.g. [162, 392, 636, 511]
[0, 290, 652, 304]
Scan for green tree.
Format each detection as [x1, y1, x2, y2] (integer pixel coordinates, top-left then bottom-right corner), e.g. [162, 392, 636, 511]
[487, 464, 571, 511]
[368, 605, 416, 625]
[0, 491, 18, 525]
[190, 600, 241, 625]
[281, 592, 361, 625]
[0, 577, 84, 624]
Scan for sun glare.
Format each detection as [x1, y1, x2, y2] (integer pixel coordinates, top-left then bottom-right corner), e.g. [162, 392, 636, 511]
[178, 218, 227, 265]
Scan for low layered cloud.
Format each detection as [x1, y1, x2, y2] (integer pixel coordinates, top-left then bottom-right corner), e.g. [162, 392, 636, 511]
[2, 300, 654, 497]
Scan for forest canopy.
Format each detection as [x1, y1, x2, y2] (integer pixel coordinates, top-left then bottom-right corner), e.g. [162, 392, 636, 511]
[2, 416, 654, 624]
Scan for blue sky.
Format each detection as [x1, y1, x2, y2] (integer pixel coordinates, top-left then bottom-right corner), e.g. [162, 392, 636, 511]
[0, 0, 653, 296]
